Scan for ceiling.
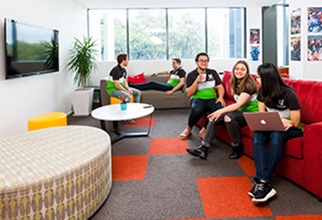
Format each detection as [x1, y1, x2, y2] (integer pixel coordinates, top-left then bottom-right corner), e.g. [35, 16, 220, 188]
[75, 0, 283, 9]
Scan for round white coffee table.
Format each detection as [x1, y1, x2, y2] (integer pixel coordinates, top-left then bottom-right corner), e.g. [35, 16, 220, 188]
[91, 103, 155, 143]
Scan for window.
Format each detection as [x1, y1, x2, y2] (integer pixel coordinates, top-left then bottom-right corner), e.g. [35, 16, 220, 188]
[128, 9, 166, 60]
[88, 10, 126, 61]
[207, 8, 244, 58]
[168, 9, 205, 59]
[88, 7, 245, 61]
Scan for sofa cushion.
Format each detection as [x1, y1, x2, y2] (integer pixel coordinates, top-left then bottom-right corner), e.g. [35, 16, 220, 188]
[283, 78, 322, 124]
[222, 71, 236, 106]
[128, 72, 146, 84]
[284, 136, 303, 159]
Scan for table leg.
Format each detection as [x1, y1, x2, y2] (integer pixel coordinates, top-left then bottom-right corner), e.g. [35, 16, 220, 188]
[110, 113, 154, 143]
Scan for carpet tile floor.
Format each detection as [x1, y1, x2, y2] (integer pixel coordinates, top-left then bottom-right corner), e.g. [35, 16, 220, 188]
[68, 109, 322, 220]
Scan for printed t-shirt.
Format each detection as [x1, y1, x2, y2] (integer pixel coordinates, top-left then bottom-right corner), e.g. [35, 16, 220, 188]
[106, 65, 127, 94]
[186, 68, 222, 100]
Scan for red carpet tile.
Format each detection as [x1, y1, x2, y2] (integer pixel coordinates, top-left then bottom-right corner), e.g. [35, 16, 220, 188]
[237, 155, 256, 177]
[276, 215, 322, 220]
[163, 219, 206, 220]
[197, 176, 272, 218]
[125, 117, 155, 127]
[149, 137, 188, 155]
[112, 155, 149, 180]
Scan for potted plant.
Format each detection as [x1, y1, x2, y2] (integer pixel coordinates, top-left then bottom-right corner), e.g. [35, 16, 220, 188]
[66, 36, 98, 116]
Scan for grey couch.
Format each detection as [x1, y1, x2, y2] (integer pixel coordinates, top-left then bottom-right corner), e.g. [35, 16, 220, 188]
[100, 75, 190, 109]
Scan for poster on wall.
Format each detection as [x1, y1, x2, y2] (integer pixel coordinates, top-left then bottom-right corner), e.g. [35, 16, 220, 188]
[307, 35, 322, 61]
[308, 7, 322, 33]
[250, 29, 260, 44]
[291, 8, 301, 35]
[290, 36, 301, 61]
[250, 28, 260, 61]
[250, 45, 260, 61]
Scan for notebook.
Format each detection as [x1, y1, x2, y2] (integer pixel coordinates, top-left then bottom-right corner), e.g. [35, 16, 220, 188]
[243, 112, 287, 131]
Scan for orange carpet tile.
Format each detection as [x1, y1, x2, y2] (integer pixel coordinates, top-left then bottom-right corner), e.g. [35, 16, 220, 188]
[237, 155, 256, 177]
[197, 176, 273, 218]
[112, 155, 149, 180]
[163, 219, 206, 220]
[276, 215, 322, 220]
[149, 137, 188, 155]
[125, 117, 155, 127]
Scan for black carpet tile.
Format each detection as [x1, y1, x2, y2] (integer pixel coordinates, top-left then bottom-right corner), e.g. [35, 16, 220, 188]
[68, 108, 322, 220]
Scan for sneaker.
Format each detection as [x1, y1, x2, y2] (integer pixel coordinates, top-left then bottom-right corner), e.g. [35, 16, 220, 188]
[186, 145, 208, 159]
[124, 119, 135, 124]
[252, 182, 277, 203]
[248, 178, 261, 198]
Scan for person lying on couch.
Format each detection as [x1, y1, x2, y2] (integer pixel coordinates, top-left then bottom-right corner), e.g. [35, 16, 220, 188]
[186, 60, 258, 159]
[129, 58, 186, 96]
[179, 52, 225, 140]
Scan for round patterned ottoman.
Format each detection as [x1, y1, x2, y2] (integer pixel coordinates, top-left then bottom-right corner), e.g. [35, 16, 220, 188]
[0, 126, 112, 220]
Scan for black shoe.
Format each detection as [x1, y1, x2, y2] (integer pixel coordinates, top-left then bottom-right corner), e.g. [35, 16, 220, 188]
[248, 178, 261, 198]
[229, 143, 244, 159]
[186, 145, 208, 159]
[252, 182, 277, 203]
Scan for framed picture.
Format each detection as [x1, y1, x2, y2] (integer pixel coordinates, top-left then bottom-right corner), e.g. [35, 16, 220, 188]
[290, 36, 301, 61]
[307, 35, 322, 61]
[250, 45, 260, 61]
[250, 29, 260, 44]
[291, 8, 301, 35]
[308, 7, 322, 33]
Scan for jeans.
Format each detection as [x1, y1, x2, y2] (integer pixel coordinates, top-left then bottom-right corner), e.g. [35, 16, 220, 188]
[253, 128, 303, 183]
[188, 98, 222, 129]
[129, 81, 173, 91]
[109, 87, 142, 103]
[202, 110, 247, 147]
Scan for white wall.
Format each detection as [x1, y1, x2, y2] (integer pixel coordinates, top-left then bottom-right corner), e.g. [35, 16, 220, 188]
[0, 0, 87, 138]
[289, 0, 322, 80]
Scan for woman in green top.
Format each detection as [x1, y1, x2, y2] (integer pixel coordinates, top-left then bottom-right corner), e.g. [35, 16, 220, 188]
[186, 60, 258, 160]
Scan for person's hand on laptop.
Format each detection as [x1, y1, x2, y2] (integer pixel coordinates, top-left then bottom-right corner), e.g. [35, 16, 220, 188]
[282, 118, 294, 130]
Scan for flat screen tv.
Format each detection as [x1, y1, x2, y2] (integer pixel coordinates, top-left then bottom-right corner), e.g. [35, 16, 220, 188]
[4, 18, 59, 79]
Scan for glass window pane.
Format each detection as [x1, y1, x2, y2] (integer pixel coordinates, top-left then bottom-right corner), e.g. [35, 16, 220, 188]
[128, 9, 166, 60]
[88, 9, 126, 61]
[207, 8, 244, 58]
[168, 9, 205, 59]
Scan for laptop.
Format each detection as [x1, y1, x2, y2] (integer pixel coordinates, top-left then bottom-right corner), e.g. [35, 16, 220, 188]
[243, 112, 287, 131]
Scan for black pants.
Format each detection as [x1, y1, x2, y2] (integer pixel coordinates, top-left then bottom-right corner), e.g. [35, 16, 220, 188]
[129, 81, 173, 91]
[188, 98, 222, 129]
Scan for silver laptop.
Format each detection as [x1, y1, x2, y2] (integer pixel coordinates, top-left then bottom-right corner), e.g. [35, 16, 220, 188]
[243, 112, 286, 131]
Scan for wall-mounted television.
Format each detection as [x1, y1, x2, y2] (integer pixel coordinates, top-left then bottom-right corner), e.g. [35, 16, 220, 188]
[4, 18, 59, 79]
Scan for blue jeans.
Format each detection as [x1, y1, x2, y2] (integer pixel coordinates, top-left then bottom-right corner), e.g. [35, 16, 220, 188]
[253, 128, 303, 183]
[188, 98, 222, 129]
[129, 81, 173, 91]
[109, 87, 141, 103]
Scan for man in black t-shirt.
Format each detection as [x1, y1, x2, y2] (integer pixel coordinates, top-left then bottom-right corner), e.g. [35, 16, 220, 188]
[179, 52, 226, 140]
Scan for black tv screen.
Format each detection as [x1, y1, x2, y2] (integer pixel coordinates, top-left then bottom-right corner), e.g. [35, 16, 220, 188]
[4, 18, 59, 79]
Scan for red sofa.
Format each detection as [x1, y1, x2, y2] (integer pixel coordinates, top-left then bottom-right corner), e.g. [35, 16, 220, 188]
[197, 71, 322, 200]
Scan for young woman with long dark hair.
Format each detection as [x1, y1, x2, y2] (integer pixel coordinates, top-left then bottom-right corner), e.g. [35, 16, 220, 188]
[250, 63, 303, 203]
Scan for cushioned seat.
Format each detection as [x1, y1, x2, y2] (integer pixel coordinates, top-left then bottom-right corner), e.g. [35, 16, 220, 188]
[110, 95, 134, 104]
[28, 112, 67, 131]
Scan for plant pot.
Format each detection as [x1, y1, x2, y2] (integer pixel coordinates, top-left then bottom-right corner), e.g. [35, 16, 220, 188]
[72, 88, 94, 116]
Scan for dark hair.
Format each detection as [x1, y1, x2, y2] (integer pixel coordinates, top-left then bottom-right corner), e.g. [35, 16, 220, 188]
[117, 53, 128, 64]
[172, 58, 181, 65]
[230, 60, 258, 95]
[257, 63, 293, 106]
[194, 52, 209, 62]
